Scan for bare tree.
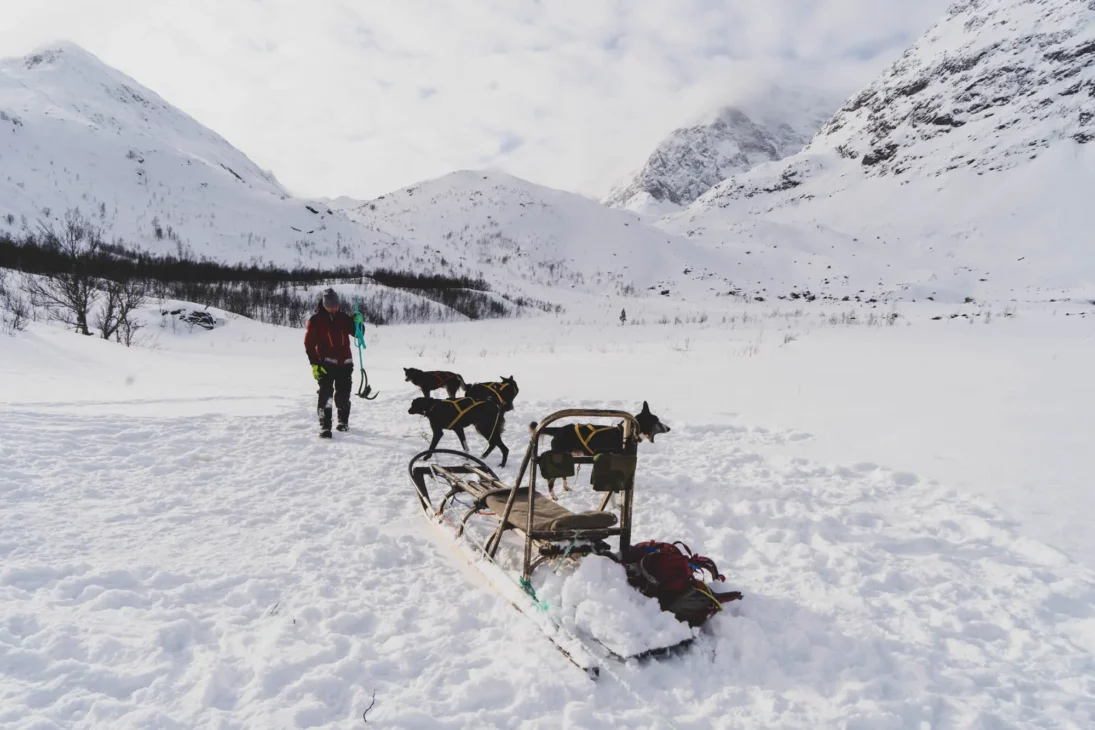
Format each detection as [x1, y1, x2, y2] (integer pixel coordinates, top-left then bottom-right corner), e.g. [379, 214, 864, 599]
[95, 279, 119, 340]
[117, 305, 146, 346]
[95, 276, 148, 345]
[23, 209, 102, 335]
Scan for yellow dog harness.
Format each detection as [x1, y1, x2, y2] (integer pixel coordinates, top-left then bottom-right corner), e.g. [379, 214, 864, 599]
[483, 381, 513, 401]
[573, 424, 618, 454]
[444, 398, 483, 428]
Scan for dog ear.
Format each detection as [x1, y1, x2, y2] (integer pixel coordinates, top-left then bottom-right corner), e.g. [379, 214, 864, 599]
[641, 401, 650, 413]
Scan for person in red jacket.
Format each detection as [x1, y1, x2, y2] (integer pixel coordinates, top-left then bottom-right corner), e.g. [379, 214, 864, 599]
[304, 288, 361, 438]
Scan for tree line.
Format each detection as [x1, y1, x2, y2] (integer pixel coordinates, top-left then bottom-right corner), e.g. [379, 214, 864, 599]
[0, 209, 528, 338]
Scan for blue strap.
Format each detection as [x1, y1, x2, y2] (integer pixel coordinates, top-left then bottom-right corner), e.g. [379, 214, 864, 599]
[353, 299, 367, 362]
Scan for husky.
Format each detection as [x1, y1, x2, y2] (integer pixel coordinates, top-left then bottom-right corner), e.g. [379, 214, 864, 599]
[530, 401, 670, 499]
[409, 396, 509, 467]
[404, 367, 466, 399]
[462, 375, 519, 413]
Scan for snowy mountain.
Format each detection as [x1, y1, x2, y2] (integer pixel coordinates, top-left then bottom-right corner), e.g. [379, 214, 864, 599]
[664, 0, 1095, 301]
[815, 0, 1094, 178]
[0, 44, 756, 301]
[335, 169, 745, 299]
[0, 43, 400, 269]
[604, 87, 838, 216]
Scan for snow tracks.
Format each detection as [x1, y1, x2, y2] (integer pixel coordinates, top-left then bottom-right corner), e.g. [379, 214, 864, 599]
[1, 401, 1093, 728]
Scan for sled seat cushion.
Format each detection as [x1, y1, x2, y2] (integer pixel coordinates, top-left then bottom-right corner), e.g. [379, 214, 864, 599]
[484, 488, 618, 533]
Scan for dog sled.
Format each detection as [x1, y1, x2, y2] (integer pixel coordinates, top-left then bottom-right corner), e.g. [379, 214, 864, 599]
[408, 408, 737, 677]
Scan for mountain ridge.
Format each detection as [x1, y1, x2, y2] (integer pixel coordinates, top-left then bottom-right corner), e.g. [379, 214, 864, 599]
[0, 42, 399, 269]
[662, 0, 1095, 300]
[604, 87, 839, 215]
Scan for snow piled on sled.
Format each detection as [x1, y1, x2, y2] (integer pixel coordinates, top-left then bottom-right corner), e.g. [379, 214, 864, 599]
[536, 556, 693, 659]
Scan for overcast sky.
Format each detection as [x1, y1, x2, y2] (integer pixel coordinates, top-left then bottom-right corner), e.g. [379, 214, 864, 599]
[3, 1, 952, 200]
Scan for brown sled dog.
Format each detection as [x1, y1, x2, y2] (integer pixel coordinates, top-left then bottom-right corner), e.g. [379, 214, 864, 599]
[404, 367, 465, 398]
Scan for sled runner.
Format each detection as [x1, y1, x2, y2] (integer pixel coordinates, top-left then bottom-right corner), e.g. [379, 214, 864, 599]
[408, 408, 726, 675]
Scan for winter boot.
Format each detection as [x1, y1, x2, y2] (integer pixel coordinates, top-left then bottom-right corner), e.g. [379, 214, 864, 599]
[336, 408, 349, 432]
[319, 406, 333, 439]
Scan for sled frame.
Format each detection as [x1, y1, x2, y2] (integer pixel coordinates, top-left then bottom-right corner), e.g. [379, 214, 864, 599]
[408, 409, 639, 583]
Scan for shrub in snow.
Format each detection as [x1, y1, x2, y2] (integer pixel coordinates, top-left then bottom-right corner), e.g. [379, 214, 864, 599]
[0, 270, 30, 334]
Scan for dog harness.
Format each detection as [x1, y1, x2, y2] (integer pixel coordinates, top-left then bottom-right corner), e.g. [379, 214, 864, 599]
[432, 372, 459, 387]
[483, 381, 513, 401]
[444, 398, 482, 428]
[442, 398, 502, 442]
[574, 424, 618, 455]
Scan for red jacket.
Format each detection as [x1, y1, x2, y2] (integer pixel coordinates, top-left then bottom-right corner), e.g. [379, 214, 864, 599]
[304, 309, 355, 366]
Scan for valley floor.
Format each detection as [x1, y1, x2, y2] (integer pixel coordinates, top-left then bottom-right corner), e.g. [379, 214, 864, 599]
[1, 300, 1094, 728]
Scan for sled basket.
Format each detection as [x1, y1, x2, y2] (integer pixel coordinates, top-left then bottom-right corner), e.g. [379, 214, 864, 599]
[539, 450, 576, 481]
[591, 453, 636, 492]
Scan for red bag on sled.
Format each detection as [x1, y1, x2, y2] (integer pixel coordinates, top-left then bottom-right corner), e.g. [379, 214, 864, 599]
[623, 540, 743, 627]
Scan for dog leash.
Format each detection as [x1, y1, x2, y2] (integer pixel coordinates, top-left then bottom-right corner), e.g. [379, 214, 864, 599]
[353, 298, 378, 400]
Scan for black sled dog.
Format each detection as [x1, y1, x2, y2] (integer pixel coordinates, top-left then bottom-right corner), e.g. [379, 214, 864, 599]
[404, 368, 466, 398]
[462, 376, 519, 413]
[530, 401, 670, 499]
[409, 397, 509, 467]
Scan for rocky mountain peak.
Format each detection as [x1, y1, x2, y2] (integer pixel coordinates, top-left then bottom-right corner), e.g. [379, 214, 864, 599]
[604, 87, 838, 214]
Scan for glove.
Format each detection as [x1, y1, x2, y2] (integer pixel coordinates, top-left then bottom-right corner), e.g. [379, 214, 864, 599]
[353, 312, 364, 325]
[312, 364, 326, 381]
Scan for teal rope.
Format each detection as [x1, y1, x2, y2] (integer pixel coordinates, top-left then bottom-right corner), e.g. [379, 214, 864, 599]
[519, 577, 549, 612]
[353, 298, 367, 359]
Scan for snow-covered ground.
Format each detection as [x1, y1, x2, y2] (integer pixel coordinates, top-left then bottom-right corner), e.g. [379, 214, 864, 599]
[2, 300, 1094, 728]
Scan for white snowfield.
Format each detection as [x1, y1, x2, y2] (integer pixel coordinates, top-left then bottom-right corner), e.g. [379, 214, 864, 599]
[2, 300, 1094, 729]
[3, 0, 1095, 724]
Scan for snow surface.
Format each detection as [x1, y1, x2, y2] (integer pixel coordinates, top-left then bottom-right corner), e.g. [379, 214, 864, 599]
[3, 300, 1094, 728]
[4, 0, 1095, 724]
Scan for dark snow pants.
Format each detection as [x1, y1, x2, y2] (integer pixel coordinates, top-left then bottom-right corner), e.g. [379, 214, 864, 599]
[317, 364, 353, 428]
